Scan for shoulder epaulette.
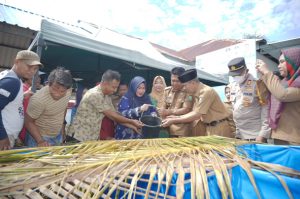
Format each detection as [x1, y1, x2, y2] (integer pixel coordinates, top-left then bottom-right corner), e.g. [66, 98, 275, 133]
[165, 86, 172, 91]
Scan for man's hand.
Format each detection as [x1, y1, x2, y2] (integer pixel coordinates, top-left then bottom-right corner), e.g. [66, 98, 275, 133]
[256, 59, 270, 76]
[123, 122, 142, 134]
[24, 89, 34, 99]
[157, 108, 171, 118]
[131, 119, 143, 128]
[161, 118, 174, 127]
[37, 140, 50, 147]
[256, 136, 266, 143]
[0, 138, 11, 150]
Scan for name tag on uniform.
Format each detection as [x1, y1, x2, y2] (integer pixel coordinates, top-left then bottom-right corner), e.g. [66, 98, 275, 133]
[243, 92, 253, 96]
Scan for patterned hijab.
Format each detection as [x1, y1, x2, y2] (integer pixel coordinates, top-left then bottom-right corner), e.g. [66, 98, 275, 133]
[124, 76, 152, 107]
[150, 76, 167, 108]
[282, 47, 300, 86]
[269, 47, 300, 129]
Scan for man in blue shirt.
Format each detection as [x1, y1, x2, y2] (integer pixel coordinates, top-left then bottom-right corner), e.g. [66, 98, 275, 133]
[0, 50, 42, 150]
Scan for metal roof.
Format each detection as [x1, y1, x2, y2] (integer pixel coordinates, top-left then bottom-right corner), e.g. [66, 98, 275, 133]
[258, 38, 300, 59]
[0, 3, 77, 30]
[0, 3, 78, 69]
[0, 22, 36, 69]
[178, 39, 243, 61]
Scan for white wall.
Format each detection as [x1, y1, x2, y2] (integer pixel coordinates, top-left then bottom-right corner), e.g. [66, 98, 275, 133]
[196, 39, 257, 82]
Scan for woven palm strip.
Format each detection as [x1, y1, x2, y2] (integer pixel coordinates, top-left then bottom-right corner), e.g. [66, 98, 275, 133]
[0, 136, 299, 199]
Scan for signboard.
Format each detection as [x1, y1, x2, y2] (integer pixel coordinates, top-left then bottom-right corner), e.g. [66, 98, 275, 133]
[195, 39, 257, 82]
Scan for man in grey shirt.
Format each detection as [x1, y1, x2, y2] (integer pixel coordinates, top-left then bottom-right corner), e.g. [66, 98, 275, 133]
[227, 57, 270, 142]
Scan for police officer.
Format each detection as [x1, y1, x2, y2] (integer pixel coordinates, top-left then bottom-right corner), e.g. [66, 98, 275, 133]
[227, 57, 270, 142]
[158, 67, 196, 137]
[161, 69, 232, 138]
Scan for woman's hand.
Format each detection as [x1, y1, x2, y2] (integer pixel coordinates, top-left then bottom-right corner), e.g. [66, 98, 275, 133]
[140, 104, 151, 112]
[256, 59, 270, 76]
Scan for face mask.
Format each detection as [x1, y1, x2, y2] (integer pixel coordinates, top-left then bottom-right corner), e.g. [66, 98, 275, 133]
[233, 73, 247, 84]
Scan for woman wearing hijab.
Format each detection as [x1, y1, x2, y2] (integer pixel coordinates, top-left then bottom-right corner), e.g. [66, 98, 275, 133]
[150, 76, 167, 109]
[256, 47, 300, 145]
[115, 76, 156, 139]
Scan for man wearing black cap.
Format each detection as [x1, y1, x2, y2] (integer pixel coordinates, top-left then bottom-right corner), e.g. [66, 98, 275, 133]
[158, 67, 197, 137]
[227, 57, 270, 142]
[161, 68, 233, 138]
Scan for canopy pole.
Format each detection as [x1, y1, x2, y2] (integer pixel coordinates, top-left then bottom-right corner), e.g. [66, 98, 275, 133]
[28, 32, 44, 93]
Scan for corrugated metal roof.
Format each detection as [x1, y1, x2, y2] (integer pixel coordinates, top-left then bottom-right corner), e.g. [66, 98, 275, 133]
[0, 3, 79, 69]
[152, 39, 244, 62]
[259, 38, 300, 59]
[0, 3, 77, 30]
[178, 39, 242, 61]
[150, 42, 189, 62]
[0, 22, 36, 69]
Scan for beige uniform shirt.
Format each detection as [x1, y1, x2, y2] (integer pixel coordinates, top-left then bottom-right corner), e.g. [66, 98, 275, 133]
[193, 83, 233, 137]
[70, 85, 115, 141]
[27, 86, 71, 137]
[163, 86, 193, 136]
[262, 72, 300, 144]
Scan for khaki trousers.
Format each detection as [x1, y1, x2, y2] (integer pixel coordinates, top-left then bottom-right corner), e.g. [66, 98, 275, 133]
[206, 120, 234, 138]
[192, 121, 207, 136]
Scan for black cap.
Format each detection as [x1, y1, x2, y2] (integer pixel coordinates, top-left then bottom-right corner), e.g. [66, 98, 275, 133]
[171, 67, 185, 76]
[228, 57, 247, 76]
[178, 69, 197, 83]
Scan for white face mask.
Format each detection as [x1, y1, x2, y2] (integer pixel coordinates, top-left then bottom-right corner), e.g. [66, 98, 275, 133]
[233, 73, 247, 84]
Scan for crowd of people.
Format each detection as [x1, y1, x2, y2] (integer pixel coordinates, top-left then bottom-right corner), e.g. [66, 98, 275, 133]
[0, 47, 300, 150]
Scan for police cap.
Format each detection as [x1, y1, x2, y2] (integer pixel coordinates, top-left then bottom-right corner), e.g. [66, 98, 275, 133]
[228, 57, 247, 76]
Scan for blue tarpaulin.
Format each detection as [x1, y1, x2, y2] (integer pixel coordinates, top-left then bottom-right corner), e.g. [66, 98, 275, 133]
[238, 144, 300, 171]
[111, 144, 300, 199]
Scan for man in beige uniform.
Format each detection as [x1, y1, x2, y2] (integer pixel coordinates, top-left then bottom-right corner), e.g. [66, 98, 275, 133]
[158, 67, 198, 137]
[162, 69, 233, 138]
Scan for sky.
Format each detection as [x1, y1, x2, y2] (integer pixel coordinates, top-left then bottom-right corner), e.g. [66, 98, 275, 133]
[1, 0, 300, 51]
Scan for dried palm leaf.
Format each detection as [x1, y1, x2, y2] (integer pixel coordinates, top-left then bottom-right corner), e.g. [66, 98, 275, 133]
[0, 136, 298, 199]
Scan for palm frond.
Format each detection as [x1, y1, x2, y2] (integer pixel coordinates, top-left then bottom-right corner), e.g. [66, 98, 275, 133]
[0, 136, 298, 199]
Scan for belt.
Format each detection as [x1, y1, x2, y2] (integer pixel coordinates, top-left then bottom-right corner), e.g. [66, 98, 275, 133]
[205, 118, 228, 127]
[236, 137, 256, 141]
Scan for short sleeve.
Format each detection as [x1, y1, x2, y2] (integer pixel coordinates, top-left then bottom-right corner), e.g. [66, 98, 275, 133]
[182, 95, 194, 108]
[27, 94, 45, 119]
[0, 77, 20, 109]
